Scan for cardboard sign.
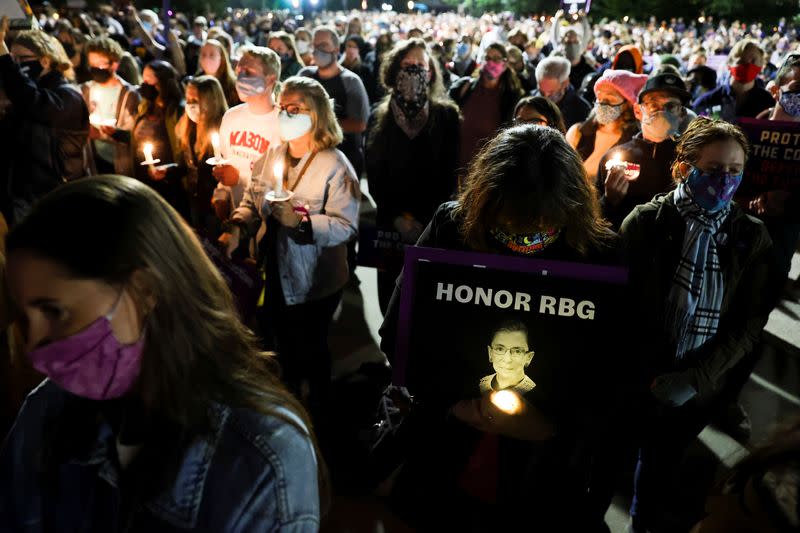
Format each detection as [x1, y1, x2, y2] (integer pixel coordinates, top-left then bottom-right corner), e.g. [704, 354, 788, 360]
[737, 118, 800, 195]
[394, 246, 628, 410]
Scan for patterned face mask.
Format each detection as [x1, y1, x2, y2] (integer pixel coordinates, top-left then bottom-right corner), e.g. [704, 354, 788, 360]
[393, 65, 429, 118]
[490, 228, 560, 255]
[685, 166, 743, 213]
[779, 90, 800, 117]
[595, 102, 624, 125]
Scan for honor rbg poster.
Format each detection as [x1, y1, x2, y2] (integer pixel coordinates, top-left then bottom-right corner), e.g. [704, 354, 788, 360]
[394, 247, 629, 410]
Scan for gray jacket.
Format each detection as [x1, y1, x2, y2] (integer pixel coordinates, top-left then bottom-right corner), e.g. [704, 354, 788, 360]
[232, 145, 360, 305]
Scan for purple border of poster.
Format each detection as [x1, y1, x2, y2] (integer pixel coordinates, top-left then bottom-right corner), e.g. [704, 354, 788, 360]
[393, 246, 629, 385]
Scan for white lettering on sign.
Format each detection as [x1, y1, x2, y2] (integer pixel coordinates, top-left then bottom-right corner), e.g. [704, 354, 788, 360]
[434, 283, 596, 320]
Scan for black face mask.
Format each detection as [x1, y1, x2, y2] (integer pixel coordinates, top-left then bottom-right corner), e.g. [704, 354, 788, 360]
[89, 67, 113, 83]
[139, 83, 159, 101]
[20, 60, 44, 80]
[61, 42, 76, 58]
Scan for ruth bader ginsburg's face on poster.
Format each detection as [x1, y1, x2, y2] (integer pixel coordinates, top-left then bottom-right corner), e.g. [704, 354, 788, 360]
[394, 247, 629, 413]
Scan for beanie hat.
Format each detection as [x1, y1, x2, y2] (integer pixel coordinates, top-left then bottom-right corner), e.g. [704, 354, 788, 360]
[594, 69, 649, 106]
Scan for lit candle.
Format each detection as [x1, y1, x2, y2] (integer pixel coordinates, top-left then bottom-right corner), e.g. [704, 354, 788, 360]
[490, 390, 522, 415]
[143, 142, 155, 165]
[273, 158, 285, 197]
[605, 152, 624, 172]
[89, 113, 101, 126]
[211, 132, 222, 160]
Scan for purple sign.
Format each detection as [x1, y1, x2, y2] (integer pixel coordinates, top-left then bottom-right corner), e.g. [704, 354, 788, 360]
[738, 118, 800, 197]
[393, 246, 628, 407]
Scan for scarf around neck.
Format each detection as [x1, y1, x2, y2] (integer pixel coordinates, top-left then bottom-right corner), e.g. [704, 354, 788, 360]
[666, 183, 730, 359]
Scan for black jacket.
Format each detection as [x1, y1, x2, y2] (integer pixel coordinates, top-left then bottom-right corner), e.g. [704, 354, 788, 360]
[366, 102, 461, 228]
[0, 55, 89, 224]
[620, 191, 773, 402]
[596, 134, 678, 230]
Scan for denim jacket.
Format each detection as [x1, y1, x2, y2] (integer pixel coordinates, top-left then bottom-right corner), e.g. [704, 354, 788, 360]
[231, 145, 360, 305]
[0, 381, 320, 532]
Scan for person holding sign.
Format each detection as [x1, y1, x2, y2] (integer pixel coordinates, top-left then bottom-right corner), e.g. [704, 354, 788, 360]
[222, 77, 360, 427]
[620, 117, 774, 533]
[379, 125, 624, 531]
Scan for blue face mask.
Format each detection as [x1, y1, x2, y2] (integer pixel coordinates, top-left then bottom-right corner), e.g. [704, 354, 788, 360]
[456, 43, 470, 59]
[686, 166, 743, 213]
[779, 90, 800, 117]
[235, 73, 267, 99]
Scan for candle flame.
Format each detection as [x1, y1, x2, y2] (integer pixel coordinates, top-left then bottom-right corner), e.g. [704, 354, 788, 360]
[490, 390, 522, 415]
[143, 142, 154, 161]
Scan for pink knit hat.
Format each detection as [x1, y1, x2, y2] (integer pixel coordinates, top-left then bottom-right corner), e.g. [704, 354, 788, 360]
[594, 69, 649, 106]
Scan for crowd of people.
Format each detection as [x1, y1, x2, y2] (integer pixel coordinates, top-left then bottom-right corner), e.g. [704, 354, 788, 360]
[0, 3, 799, 532]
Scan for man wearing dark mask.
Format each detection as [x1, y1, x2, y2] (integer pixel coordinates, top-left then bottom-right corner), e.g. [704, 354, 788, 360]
[299, 26, 370, 178]
[550, 10, 595, 91]
[597, 71, 691, 230]
[533, 56, 590, 129]
[80, 37, 141, 177]
[0, 18, 89, 225]
[693, 39, 774, 122]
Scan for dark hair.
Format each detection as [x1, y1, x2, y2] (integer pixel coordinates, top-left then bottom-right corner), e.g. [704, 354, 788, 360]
[670, 117, 750, 184]
[144, 60, 183, 116]
[454, 125, 612, 254]
[514, 96, 567, 134]
[6, 176, 328, 504]
[491, 319, 529, 343]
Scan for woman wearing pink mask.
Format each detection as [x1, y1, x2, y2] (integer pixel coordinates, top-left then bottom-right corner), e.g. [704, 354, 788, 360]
[0, 175, 326, 531]
[692, 39, 774, 122]
[449, 42, 524, 173]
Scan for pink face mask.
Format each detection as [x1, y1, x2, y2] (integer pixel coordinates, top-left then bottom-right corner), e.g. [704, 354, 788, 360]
[482, 60, 507, 80]
[28, 291, 145, 400]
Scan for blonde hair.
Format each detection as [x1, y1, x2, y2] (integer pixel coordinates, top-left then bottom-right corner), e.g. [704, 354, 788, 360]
[238, 45, 281, 80]
[14, 30, 73, 79]
[176, 75, 228, 158]
[280, 77, 343, 152]
[728, 39, 765, 65]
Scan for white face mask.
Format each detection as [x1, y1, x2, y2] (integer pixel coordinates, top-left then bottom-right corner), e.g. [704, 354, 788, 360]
[186, 103, 200, 123]
[279, 110, 313, 141]
[296, 40, 310, 55]
[641, 110, 681, 142]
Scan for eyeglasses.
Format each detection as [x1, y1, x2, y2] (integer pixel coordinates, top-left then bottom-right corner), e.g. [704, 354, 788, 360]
[640, 101, 683, 114]
[490, 345, 530, 358]
[278, 103, 310, 117]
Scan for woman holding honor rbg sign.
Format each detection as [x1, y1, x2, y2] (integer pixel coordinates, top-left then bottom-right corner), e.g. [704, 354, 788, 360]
[379, 125, 627, 531]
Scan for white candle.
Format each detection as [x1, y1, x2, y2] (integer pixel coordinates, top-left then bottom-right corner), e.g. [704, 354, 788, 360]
[143, 142, 155, 165]
[490, 390, 522, 415]
[273, 158, 284, 197]
[605, 152, 624, 172]
[89, 113, 101, 126]
[211, 132, 221, 160]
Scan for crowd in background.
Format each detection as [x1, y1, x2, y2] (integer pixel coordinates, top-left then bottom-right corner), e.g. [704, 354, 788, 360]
[0, 3, 799, 532]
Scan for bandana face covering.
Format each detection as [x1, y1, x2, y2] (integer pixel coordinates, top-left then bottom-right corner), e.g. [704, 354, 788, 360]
[393, 65, 429, 117]
[685, 166, 743, 213]
[491, 228, 560, 255]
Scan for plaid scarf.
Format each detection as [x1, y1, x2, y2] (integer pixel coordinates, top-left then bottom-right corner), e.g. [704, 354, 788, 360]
[666, 183, 730, 359]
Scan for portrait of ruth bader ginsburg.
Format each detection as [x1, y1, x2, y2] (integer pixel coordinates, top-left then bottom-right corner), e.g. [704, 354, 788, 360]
[478, 319, 536, 395]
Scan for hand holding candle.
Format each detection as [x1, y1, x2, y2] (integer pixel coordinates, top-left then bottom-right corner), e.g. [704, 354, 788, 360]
[604, 152, 640, 181]
[140, 142, 160, 167]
